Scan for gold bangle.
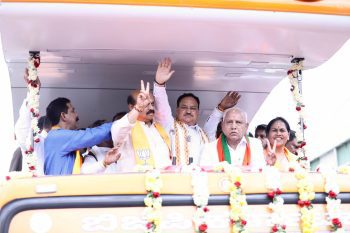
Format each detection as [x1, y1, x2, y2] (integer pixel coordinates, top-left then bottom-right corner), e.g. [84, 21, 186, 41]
[102, 160, 108, 168]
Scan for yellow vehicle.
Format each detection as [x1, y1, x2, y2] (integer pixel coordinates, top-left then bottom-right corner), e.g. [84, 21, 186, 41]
[0, 0, 350, 232]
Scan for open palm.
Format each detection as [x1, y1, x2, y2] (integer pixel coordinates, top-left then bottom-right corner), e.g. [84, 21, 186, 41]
[155, 57, 175, 84]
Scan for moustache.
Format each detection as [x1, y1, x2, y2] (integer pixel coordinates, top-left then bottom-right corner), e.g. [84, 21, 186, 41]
[146, 110, 155, 115]
[184, 113, 193, 117]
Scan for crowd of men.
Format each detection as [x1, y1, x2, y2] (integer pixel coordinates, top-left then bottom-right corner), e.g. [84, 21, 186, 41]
[11, 58, 301, 176]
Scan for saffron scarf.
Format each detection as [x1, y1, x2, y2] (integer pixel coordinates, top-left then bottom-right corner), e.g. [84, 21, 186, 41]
[273, 147, 297, 170]
[216, 134, 251, 165]
[173, 120, 209, 165]
[131, 121, 171, 167]
[72, 150, 82, 174]
[51, 125, 83, 174]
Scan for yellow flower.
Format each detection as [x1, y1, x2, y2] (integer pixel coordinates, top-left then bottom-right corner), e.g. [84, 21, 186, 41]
[296, 170, 307, 179]
[338, 166, 350, 174]
[300, 192, 309, 201]
[308, 192, 315, 200]
[144, 197, 153, 207]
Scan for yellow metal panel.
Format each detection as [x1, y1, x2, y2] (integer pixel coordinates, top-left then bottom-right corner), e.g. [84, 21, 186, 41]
[2, 0, 350, 16]
[1, 172, 350, 208]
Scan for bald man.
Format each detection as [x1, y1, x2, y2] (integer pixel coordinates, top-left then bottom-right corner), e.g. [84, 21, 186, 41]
[199, 107, 265, 171]
[111, 81, 172, 172]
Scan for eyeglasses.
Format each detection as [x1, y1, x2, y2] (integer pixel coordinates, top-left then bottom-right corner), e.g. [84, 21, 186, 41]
[179, 106, 198, 111]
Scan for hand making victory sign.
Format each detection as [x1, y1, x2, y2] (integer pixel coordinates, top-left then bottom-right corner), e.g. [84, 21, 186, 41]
[265, 139, 277, 166]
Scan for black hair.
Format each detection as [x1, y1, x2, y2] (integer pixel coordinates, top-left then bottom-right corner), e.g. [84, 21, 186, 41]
[46, 97, 70, 126]
[112, 111, 127, 121]
[288, 130, 297, 143]
[215, 120, 223, 139]
[89, 119, 107, 128]
[266, 117, 291, 136]
[127, 94, 136, 106]
[38, 116, 52, 131]
[176, 93, 200, 108]
[254, 124, 267, 137]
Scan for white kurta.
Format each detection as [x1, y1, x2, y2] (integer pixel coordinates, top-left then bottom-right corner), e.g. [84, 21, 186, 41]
[81, 146, 119, 174]
[14, 97, 46, 176]
[153, 84, 216, 165]
[199, 137, 266, 171]
[203, 107, 224, 142]
[111, 115, 171, 172]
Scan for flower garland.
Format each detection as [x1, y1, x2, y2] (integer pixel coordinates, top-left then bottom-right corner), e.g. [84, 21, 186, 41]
[287, 60, 308, 169]
[265, 167, 286, 233]
[321, 169, 344, 232]
[295, 168, 316, 233]
[144, 169, 162, 233]
[191, 167, 210, 233]
[216, 162, 248, 233]
[23, 54, 41, 176]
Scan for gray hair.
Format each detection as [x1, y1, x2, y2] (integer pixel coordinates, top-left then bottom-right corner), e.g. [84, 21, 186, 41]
[222, 107, 248, 123]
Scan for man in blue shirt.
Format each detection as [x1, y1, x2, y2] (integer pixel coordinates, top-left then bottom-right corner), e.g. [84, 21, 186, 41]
[44, 97, 114, 175]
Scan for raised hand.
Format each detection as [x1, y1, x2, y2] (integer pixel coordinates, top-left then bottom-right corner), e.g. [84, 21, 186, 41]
[218, 91, 241, 111]
[155, 57, 175, 85]
[265, 139, 277, 166]
[103, 147, 121, 166]
[135, 80, 151, 111]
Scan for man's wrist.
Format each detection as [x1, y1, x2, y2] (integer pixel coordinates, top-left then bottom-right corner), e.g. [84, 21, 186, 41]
[154, 79, 166, 86]
[102, 160, 108, 168]
[217, 103, 224, 112]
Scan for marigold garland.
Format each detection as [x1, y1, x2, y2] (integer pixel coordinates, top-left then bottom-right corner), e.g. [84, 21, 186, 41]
[191, 166, 210, 233]
[287, 61, 308, 169]
[265, 167, 286, 233]
[321, 169, 344, 232]
[295, 169, 316, 233]
[216, 162, 248, 233]
[21, 54, 41, 176]
[144, 169, 162, 233]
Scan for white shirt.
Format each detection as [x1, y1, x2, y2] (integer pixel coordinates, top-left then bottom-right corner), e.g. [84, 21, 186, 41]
[203, 107, 223, 142]
[14, 97, 46, 176]
[111, 115, 171, 172]
[81, 146, 119, 174]
[200, 137, 266, 171]
[153, 84, 212, 164]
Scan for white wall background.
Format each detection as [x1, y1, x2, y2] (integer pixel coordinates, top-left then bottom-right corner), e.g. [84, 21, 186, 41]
[0, 34, 16, 177]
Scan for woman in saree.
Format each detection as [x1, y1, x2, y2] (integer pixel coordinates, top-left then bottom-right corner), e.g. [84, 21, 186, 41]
[264, 117, 297, 171]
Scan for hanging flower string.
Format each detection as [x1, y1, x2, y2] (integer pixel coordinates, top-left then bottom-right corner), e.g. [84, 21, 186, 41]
[265, 167, 286, 233]
[191, 167, 210, 233]
[23, 54, 41, 176]
[144, 169, 162, 233]
[215, 162, 248, 233]
[321, 169, 344, 232]
[295, 168, 316, 233]
[287, 61, 308, 168]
